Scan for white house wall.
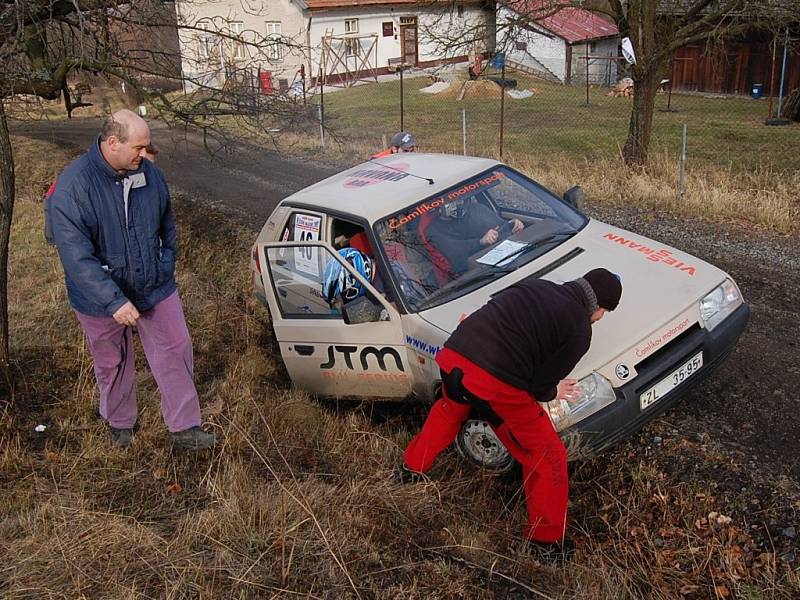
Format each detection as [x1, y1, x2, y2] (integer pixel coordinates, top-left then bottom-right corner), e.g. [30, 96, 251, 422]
[499, 7, 567, 82]
[308, 5, 486, 77]
[498, 5, 619, 86]
[175, 0, 307, 91]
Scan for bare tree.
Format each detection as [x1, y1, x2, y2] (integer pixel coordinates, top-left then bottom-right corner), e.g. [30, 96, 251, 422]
[0, 1, 310, 381]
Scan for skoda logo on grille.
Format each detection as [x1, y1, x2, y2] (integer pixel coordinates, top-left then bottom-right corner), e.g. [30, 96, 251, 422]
[615, 363, 631, 380]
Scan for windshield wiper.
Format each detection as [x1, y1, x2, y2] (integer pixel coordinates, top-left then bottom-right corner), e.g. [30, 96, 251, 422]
[488, 230, 575, 268]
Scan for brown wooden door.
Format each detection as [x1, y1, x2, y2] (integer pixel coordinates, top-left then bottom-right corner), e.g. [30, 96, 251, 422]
[400, 23, 418, 66]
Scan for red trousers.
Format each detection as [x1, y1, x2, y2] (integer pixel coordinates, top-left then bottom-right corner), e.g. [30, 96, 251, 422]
[403, 348, 568, 543]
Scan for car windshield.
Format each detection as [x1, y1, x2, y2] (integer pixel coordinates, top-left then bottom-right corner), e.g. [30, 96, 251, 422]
[374, 166, 587, 311]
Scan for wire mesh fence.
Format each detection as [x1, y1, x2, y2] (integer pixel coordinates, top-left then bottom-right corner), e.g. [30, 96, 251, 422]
[306, 55, 798, 175]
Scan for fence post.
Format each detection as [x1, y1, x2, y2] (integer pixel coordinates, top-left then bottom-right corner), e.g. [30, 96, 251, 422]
[318, 69, 325, 148]
[776, 27, 789, 118]
[400, 67, 405, 132]
[462, 108, 467, 156]
[585, 41, 590, 106]
[499, 62, 506, 159]
[679, 124, 687, 197]
[318, 105, 325, 148]
[766, 27, 791, 126]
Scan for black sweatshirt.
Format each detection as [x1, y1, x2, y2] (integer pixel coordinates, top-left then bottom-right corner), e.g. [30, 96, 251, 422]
[444, 277, 593, 402]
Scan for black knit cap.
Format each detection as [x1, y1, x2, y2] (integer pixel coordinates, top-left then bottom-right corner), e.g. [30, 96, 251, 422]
[583, 268, 622, 311]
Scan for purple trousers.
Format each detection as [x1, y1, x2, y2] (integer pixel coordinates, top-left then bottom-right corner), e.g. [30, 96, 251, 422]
[75, 291, 201, 433]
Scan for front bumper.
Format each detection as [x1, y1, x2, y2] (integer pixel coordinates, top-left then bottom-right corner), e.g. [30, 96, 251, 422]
[564, 303, 750, 457]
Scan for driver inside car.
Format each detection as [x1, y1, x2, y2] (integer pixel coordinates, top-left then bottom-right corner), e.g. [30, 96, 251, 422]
[425, 197, 524, 276]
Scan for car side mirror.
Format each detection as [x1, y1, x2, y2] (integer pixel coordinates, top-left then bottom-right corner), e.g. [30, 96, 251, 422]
[563, 186, 584, 209]
[341, 294, 383, 324]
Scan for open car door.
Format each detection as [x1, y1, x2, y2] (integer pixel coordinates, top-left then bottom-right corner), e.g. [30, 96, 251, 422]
[257, 240, 413, 399]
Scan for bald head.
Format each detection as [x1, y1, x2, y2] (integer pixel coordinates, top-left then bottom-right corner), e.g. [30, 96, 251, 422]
[101, 109, 149, 143]
[99, 109, 151, 173]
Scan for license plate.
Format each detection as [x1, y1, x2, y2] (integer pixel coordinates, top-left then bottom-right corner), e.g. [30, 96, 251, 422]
[640, 352, 703, 410]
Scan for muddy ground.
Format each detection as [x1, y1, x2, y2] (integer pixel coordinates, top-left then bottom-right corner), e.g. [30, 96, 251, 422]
[13, 117, 799, 558]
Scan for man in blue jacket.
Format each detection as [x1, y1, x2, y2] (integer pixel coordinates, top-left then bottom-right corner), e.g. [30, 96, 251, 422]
[49, 109, 216, 451]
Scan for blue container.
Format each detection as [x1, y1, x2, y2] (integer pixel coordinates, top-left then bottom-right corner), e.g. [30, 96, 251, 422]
[491, 52, 506, 70]
[751, 83, 764, 99]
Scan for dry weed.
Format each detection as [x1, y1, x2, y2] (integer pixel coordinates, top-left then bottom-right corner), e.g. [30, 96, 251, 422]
[507, 151, 800, 235]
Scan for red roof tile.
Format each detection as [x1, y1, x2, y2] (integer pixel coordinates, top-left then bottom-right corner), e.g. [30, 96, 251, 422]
[506, 2, 619, 43]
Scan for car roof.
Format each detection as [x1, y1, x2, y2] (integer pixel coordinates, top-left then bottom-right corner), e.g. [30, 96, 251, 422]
[281, 153, 502, 223]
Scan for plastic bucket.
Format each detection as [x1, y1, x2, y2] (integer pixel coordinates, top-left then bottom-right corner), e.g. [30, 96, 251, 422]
[751, 83, 764, 99]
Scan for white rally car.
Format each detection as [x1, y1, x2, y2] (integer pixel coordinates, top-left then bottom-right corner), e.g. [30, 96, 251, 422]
[251, 154, 749, 469]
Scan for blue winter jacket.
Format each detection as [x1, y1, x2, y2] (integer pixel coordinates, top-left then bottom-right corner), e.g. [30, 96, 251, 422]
[49, 136, 177, 317]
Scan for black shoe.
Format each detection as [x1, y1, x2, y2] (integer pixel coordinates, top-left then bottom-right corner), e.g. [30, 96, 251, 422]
[171, 426, 217, 451]
[393, 464, 424, 484]
[110, 427, 134, 449]
[527, 539, 575, 565]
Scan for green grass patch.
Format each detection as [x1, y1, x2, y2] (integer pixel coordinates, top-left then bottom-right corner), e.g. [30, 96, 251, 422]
[316, 72, 798, 173]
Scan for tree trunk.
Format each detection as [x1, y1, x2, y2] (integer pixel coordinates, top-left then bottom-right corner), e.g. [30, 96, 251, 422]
[620, 0, 662, 166]
[622, 68, 660, 165]
[0, 100, 15, 382]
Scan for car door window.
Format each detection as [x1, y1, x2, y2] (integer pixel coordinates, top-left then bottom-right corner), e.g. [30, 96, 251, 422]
[265, 243, 382, 319]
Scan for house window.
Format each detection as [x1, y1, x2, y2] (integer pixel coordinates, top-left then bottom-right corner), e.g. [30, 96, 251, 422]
[344, 18, 359, 56]
[589, 41, 598, 53]
[266, 21, 284, 61]
[230, 21, 245, 60]
[196, 21, 215, 61]
[399, 17, 416, 26]
[382, 21, 394, 37]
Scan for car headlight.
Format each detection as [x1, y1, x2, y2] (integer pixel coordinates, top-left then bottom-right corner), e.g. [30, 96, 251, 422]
[546, 372, 617, 431]
[699, 279, 742, 332]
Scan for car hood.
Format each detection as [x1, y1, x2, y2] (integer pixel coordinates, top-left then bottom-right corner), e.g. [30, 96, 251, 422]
[417, 219, 732, 378]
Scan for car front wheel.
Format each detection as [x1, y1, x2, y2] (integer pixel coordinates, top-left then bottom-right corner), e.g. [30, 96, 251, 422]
[455, 418, 515, 473]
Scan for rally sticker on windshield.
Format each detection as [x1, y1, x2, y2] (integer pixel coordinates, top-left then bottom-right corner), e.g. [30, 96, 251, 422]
[603, 233, 697, 275]
[387, 171, 505, 230]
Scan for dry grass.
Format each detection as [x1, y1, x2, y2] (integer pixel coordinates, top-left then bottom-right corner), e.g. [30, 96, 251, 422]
[1, 137, 798, 598]
[506, 150, 800, 236]
[245, 127, 800, 235]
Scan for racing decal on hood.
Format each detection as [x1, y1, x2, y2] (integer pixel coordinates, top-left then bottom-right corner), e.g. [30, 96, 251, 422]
[635, 317, 692, 359]
[603, 233, 697, 275]
[387, 171, 505, 229]
[343, 163, 410, 188]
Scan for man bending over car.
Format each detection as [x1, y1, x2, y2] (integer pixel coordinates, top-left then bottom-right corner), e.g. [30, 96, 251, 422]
[395, 268, 622, 562]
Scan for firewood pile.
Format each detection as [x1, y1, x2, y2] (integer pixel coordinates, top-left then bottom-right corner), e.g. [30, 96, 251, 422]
[607, 77, 634, 98]
[781, 88, 800, 122]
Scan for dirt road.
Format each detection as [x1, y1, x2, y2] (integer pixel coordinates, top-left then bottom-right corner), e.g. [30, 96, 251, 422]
[11, 117, 339, 224]
[12, 117, 800, 486]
